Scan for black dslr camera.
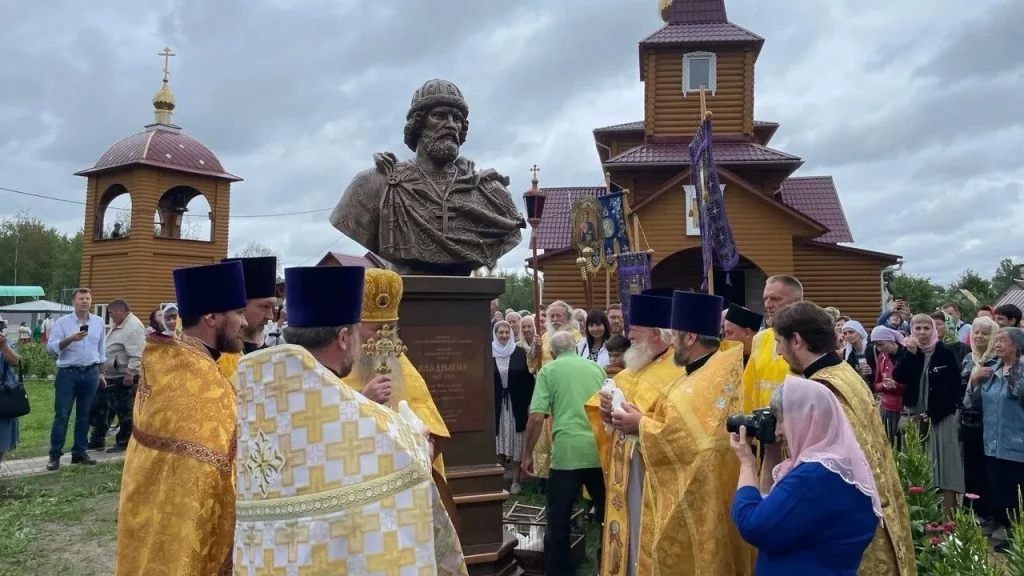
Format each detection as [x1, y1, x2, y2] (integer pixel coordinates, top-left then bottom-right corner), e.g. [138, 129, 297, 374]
[726, 408, 777, 445]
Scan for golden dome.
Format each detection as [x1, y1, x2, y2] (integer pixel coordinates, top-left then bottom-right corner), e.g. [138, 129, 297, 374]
[660, 0, 673, 22]
[153, 47, 177, 125]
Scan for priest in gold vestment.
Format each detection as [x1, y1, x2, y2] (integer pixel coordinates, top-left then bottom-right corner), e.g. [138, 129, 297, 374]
[341, 268, 450, 479]
[115, 260, 250, 576]
[741, 275, 804, 413]
[234, 265, 467, 575]
[530, 300, 581, 479]
[216, 256, 279, 380]
[608, 290, 754, 575]
[771, 302, 916, 576]
[584, 291, 684, 575]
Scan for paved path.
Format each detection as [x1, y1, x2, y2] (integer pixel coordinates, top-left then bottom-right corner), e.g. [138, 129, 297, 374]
[1, 450, 126, 480]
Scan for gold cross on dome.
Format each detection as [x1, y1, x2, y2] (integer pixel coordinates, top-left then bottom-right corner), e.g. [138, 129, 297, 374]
[158, 47, 176, 81]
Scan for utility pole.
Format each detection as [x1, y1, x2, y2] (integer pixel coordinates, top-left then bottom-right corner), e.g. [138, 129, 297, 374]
[12, 231, 18, 305]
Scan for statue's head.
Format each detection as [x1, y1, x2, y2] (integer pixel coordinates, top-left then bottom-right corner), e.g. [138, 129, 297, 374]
[404, 79, 470, 163]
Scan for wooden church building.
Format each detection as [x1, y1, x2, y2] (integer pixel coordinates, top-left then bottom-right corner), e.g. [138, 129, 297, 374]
[533, 0, 899, 326]
[74, 50, 240, 318]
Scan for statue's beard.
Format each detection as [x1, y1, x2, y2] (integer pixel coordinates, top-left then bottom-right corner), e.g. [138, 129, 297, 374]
[353, 353, 404, 398]
[623, 340, 656, 371]
[420, 129, 460, 164]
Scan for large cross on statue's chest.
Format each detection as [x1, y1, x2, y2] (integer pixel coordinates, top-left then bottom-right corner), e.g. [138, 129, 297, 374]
[434, 199, 451, 234]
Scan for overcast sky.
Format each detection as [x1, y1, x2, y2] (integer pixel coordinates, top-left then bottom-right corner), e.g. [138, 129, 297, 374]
[1, 0, 1020, 285]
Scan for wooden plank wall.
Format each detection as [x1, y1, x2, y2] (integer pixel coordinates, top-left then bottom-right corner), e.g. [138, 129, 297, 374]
[646, 48, 752, 136]
[793, 242, 887, 329]
[79, 166, 232, 314]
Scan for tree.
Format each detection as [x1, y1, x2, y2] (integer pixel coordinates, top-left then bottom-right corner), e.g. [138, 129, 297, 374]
[0, 211, 83, 304]
[473, 268, 537, 312]
[943, 269, 994, 318]
[992, 258, 1021, 297]
[884, 271, 943, 316]
[233, 241, 284, 276]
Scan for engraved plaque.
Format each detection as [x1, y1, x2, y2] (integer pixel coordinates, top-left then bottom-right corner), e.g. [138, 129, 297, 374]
[400, 325, 485, 433]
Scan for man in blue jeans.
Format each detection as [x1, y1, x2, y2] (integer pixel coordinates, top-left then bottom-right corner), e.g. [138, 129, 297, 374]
[45, 287, 106, 470]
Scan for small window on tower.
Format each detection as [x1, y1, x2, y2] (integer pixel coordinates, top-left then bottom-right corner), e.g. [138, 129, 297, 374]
[683, 51, 717, 96]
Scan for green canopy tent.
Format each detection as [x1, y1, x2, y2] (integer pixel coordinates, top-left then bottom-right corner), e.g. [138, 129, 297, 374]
[0, 286, 44, 298]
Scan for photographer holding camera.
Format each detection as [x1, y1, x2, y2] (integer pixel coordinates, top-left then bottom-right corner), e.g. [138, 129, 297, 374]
[730, 375, 882, 575]
[767, 302, 915, 576]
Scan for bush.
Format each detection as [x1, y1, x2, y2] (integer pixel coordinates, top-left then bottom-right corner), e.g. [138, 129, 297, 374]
[16, 342, 56, 379]
[896, 422, 1000, 574]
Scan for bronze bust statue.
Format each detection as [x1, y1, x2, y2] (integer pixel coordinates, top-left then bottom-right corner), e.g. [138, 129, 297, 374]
[330, 79, 526, 275]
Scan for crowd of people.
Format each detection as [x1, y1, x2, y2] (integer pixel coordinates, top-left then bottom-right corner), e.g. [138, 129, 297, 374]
[1, 262, 1023, 574]
[488, 279, 1024, 574]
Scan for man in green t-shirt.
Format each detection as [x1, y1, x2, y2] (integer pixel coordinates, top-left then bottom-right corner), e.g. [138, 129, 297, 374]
[522, 330, 606, 575]
[32, 319, 43, 342]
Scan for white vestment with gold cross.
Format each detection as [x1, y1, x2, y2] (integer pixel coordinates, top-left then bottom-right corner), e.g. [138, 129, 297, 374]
[233, 344, 468, 575]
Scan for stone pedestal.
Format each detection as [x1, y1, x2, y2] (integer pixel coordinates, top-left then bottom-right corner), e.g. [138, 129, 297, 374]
[398, 276, 522, 576]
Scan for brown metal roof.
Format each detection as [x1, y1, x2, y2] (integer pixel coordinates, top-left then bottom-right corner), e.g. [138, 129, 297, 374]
[594, 120, 645, 133]
[604, 142, 801, 167]
[317, 251, 389, 269]
[534, 187, 606, 250]
[778, 177, 853, 243]
[75, 125, 241, 182]
[666, 0, 728, 24]
[641, 22, 764, 46]
[535, 174, 855, 252]
[996, 280, 1024, 310]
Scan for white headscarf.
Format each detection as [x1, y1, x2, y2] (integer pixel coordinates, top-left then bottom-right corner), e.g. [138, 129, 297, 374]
[841, 320, 868, 357]
[492, 320, 516, 359]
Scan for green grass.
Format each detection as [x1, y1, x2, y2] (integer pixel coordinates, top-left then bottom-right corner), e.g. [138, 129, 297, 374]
[7, 379, 60, 460]
[0, 461, 122, 576]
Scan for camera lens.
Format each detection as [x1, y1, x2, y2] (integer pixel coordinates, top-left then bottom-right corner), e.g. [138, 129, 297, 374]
[726, 414, 754, 435]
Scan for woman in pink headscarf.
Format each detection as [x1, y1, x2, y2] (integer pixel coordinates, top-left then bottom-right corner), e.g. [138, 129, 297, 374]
[729, 375, 882, 575]
[894, 313, 964, 519]
[870, 324, 907, 448]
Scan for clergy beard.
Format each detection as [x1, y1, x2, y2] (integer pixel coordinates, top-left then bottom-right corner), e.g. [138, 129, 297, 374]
[544, 320, 569, 336]
[672, 342, 692, 367]
[419, 129, 460, 164]
[353, 353, 404, 397]
[216, 329, 242, 353]
[623, 339, 656, 371]
[240, 325, 264, 343]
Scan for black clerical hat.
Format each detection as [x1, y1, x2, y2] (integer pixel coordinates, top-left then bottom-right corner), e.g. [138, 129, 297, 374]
[222, 257, 278, 300]
[670, 290, 724, 337]
[629, 293, 673, 329]
[725, 304, 763, 332]
[284, 266, 365, 328]
[173, 261, 247, 316]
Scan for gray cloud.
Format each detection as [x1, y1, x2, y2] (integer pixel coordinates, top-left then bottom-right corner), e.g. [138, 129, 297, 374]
[0, 0, 1019, 289]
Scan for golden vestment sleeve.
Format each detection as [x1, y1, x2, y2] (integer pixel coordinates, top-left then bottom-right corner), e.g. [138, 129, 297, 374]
[636, 343, 754, 576]
[742, 329, 791, 413]
[811, 364, 917, 576]
[218, 351, 241, 380]
[397, 355, 450, 478]
[115, 334, 237, 576]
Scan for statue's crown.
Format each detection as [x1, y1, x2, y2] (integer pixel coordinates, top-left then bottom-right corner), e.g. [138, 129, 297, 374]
[361, 268, 403, 323]
[407, 79, 469, 120]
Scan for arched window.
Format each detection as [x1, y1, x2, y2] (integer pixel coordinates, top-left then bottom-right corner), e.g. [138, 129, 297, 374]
[154, 186, 213, 242]
[94, 184, 132, 240]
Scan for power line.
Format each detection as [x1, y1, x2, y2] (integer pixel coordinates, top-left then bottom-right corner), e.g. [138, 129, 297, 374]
[0, 185, 332, 219]
[297, 236, 344, 266]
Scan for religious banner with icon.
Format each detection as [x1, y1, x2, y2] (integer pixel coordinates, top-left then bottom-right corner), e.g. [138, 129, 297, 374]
[596, 189, 631, 270]
[616, 251, 652, 334]
[571, 196, 603, 269]
[689, 115, 739, 290]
